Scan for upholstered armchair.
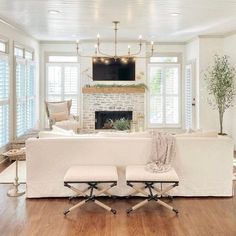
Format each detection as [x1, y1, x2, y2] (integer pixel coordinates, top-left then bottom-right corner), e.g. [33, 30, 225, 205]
[45, 100, 79, 133]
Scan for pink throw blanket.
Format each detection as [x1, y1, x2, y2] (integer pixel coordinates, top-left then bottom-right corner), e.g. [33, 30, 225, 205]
[146, 131, 176, 173]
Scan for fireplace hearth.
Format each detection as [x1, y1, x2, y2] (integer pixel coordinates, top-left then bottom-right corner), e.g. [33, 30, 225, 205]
[95, 111, 132, 129]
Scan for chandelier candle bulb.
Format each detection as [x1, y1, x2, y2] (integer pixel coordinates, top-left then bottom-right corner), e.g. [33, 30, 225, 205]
[97, 33, 100, 45]
[139, 35, 142, 45]
[128, 45, 131, 55]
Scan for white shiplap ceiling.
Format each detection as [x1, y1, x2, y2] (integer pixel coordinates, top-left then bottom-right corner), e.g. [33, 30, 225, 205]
[0, 0, 236, 42]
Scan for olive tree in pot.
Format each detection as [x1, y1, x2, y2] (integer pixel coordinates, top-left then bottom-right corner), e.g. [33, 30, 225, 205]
[204, 55, 236, 135]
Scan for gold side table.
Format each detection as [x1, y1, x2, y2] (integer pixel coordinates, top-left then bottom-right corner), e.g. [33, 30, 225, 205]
[3, 148, 26, 197]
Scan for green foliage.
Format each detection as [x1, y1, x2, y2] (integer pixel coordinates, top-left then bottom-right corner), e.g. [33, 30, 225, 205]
[113, 118, 130, 131]
[205, 55, 236, 134]
[92, 83, 148, 90]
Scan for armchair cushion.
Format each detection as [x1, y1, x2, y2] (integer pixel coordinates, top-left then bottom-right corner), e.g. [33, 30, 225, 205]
[45, 100, 72, 119]
[50, 111, 69, 122]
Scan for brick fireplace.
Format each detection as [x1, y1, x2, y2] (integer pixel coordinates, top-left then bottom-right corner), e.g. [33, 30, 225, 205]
[82, 87, 145, 131]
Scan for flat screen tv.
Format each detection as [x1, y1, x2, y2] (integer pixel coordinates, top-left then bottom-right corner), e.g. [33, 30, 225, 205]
[93, 57, 135, 81]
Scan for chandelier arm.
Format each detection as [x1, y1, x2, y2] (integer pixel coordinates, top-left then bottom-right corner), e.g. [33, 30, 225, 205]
[97, 47, 114, 57]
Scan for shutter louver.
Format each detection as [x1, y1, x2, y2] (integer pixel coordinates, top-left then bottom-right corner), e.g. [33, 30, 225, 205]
[16, 59, 36, 137]
[16, 61, 27, 137]
[185, 64, 192, 129]
[0, 55, 9, 147]
[165, 67, 179, 125]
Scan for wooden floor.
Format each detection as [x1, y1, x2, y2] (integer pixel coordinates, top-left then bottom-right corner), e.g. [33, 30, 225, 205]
[0, 160, 236, 236]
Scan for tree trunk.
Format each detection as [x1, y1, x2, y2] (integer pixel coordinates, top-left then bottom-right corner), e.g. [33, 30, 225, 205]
[219, 110, 224, 135]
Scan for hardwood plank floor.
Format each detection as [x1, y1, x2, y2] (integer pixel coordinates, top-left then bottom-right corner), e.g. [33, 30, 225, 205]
[0, 161, 236, 236]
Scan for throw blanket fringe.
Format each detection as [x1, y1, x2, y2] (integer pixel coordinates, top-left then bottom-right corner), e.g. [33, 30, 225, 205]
[146, 131, 176, 173]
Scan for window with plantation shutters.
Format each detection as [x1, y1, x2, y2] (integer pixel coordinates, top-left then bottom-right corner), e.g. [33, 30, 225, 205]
[185, 63, 196, 129]
[15, 58, 36, 137]
[46, 63, 80, 115]
[0, 54, 9, 147]
[148, 56, 181, 128]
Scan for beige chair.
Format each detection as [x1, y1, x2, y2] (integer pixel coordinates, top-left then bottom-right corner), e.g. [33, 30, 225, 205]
[45, 100, 79, 133]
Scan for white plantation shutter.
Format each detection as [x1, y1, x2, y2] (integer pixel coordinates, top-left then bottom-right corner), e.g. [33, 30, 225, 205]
[16, 59, 27, 137]
[64, 66, 78, 114]
[46, 63, 79, 115]
[16, 58, 36, 137]
[27, 62, 36, 129]
[0, 55, 9, 147]
[149, 66, 163, 124]
[149, 64, 180, 127]
[165, 66, 179, 125]
[185, 63, 196, 129]
[185, 65, 192, 129]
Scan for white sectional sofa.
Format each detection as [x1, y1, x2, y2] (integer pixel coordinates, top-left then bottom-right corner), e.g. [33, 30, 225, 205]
[26, 134, 234, 198]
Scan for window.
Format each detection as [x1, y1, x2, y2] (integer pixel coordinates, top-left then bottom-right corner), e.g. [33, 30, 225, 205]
[185, 63, 196, 129]
[48, 56, 78, 63]
[0, 54, 9, 147]
[14, 47, 24, 58]
[25, 50, 34, 60]
[150, 56, 178, 63]
[148, 55, 181, 127]
[0, 41, 6, 53]
[46, 63, 80, 115]
[15, 57, 36, 137]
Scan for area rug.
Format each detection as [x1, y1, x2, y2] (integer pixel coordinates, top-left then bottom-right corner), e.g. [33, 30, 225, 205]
[0, 161, 26, 184]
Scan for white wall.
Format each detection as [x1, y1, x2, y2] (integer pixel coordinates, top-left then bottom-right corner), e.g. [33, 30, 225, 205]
[198, 38, 225, 132]
[224, 34, 236, 147]
[186, 35, 236, 148]
[0, 22, 39, 159]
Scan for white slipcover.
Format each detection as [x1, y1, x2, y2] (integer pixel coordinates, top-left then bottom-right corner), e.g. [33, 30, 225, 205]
[26, 136, 234, 198]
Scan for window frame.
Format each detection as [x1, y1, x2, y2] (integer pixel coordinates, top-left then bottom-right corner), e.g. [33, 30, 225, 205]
[13, 51, 37, 138]
[0, 36, 9, 54]
[0, 53, 10, 148]
[147, 53, 182, 129]
[45, 62, 80, 116]
[14, 42, 34, 60]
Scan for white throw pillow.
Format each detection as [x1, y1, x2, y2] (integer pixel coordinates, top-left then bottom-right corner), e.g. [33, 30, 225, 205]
[52, 125, 75, 135]
[47, 101, 69, 114]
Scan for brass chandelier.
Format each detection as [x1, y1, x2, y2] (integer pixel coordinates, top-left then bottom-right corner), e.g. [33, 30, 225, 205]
[76, 21, 155, 62]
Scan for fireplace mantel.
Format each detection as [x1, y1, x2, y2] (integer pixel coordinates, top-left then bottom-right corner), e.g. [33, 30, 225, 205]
[82, 86, 145, 94]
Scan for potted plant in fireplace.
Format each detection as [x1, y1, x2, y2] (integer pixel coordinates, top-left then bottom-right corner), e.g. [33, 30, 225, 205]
[113, 118, 131, 131]
[205, 55, 236, 135]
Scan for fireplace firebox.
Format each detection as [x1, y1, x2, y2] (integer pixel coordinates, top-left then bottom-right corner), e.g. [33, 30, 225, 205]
[95, 111, 132, 129]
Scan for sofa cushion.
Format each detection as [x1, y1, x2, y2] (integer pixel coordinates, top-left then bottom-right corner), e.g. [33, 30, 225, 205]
[176, 130, 218, 137]
[97, 131, 150, 138]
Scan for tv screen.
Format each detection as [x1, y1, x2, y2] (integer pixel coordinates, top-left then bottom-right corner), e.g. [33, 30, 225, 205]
[93, 57, 135, 81]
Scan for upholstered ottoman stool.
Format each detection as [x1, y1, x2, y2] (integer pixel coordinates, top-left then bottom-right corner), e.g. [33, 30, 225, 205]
[63, 165, 118, 215]
[126, 165, 179, 214]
